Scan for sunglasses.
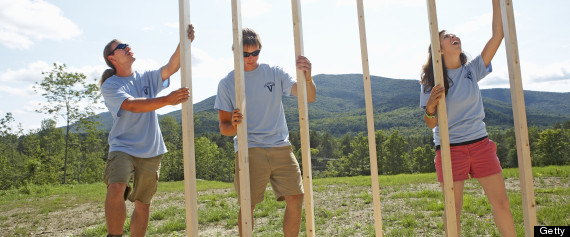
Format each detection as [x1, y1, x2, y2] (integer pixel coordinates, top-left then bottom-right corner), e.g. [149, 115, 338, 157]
[243, 50, 260, 57]
[109, 43, 129, 56]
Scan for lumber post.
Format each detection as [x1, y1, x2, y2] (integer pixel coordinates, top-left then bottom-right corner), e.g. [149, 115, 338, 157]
[425, 0, 458, 236]
[178, 0, 199, 236]
[356, 0, 384, 236]
[290, 0, 315, 236]
[231, 0, 253, 236]
[499, 1, 537, 236]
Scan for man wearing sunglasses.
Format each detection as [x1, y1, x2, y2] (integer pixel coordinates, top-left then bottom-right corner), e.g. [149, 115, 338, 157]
[99, 25, 194, 237]
[214, 28, 316, 237]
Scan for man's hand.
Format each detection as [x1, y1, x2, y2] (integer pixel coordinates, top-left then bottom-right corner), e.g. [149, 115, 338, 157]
[188, 24, 195, 42]
[166, 87, 190, 105]
[231, 109, 243, 126]
[296, 55, 312, 80]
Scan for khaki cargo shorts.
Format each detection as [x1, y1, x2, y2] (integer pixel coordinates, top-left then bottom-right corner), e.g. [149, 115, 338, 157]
[104, 151, 163, 204]
[234, 146, 304, 206]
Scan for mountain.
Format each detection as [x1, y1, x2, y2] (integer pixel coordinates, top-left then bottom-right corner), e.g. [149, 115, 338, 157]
[95, 74, 570, 136]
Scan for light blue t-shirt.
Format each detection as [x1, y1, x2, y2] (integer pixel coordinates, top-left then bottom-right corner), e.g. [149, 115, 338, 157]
[214, 63, 296, 152]
[419, 55, 492, 146]
[101, 70, 170, 158]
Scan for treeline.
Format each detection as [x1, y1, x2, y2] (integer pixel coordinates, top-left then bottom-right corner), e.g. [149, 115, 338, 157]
[1, 112, 569, 191]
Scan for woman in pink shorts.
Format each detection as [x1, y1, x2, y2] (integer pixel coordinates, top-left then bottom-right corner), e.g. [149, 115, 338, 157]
[419, 0, 515, 236]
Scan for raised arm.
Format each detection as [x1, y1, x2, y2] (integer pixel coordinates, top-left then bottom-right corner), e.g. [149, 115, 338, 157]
[291, 55, 316, 103]
[481, 0, 504, 67]
[161, 24, 195, 80]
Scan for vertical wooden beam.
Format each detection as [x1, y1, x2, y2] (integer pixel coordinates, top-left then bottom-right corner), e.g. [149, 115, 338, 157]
[230, 1, 253, 236]
[177, 0, 199, 236]
[290, 0, 315, 236]
[499, 1, 537, 236]
[355, 0, 384, 236]
[425, 1, 458, 236]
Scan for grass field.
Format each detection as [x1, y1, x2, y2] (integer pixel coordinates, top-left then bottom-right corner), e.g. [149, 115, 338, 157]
[0, 166, 568, 236]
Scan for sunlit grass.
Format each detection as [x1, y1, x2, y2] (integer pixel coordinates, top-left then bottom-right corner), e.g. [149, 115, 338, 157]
[0, 165, 568, 236]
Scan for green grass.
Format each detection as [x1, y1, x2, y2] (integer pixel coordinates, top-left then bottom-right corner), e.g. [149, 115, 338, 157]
[0, 166, 568, 236]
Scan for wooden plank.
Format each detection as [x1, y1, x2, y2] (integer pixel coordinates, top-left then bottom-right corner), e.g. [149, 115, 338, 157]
[177, 0, 198, 236]
[356, 0, 383, 236]
[231, 0, 253, 236]
[425, 0, 458, 236]
[290, 0, 315, 236]
[499, 1, 537, 236]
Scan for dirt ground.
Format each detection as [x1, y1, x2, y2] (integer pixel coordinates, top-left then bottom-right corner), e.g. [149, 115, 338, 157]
[1, 176, 567, 236]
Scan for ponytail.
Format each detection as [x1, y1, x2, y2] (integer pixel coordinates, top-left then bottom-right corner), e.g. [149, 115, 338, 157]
[100, 68, 116, 87]
[99, 39, 120, 88]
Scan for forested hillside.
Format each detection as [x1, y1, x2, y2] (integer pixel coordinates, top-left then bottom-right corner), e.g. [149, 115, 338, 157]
[97, 74, 570, 136]
[3, 74, 569, 190]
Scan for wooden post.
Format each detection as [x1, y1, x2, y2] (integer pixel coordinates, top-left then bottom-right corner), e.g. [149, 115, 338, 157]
[425, 0, 458, 236]
[230, 0, 253, 236]
[499, 1, 537, 236]
[356, 0, 384, 236]
[290, 0, 315, 236]
[178, 0, 199, 236]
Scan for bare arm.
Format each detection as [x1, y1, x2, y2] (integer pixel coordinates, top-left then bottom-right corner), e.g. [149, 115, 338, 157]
[160, 24, 195, 80]
[481, 0, 504, 67]
[219, 109, 243, 136]
[290, 55, 316, 103]
[120, 87, 189, 113]
[424, 85, 444, 129]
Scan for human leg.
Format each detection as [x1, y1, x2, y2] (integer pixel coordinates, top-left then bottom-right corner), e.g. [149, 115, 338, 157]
[105, 183, 128, 235]
[477, 173, 516, 237]
[130, 201, 150, 237]
[128, 155, 163, 236]
[267, 146, 304, 236]
[104, 152, 134, 236]
[283, 194, 304, 237]
[234, 148, 271, 236]
[468, 139, 515, 236]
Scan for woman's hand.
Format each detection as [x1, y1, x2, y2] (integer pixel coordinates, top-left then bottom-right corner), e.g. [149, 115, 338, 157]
[426, 84, 444, 114]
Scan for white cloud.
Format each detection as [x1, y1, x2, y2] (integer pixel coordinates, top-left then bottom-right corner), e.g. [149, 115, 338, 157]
[480, 60, 570, 93]
[0, 85, 30, 96]
[0, 0, 81, 49]
[242, 0, 272, 18]
[0, 61, 52, 83]
[453, 13, 492, 35]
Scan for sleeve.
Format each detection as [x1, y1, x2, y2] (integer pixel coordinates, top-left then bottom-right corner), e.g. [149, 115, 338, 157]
[472, 55, 493, 82]
[101, 81, 132, 118]
[214, 77, 235, 113]
[276, 66, 296, 96]
[419, 84, 430, 110]
[146, 69, 169, 95]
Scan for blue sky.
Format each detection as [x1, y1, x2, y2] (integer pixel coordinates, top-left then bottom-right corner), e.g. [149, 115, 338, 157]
[1, 0, 569, 131]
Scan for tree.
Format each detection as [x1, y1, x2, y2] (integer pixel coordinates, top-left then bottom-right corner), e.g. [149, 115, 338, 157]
[412, 145, 435, 173]
[33, 63, 101, 184]
[535, 129, 569, 166]
[374, 130, 388, 174]
[0, 113, 22, 162]
[382, 130, 410, 174]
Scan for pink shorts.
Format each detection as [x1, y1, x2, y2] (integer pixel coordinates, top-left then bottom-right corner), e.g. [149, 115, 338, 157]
[435, 138, 502, 182]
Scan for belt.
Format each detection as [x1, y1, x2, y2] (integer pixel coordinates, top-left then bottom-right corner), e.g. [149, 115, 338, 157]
[435, 136, 488, 151]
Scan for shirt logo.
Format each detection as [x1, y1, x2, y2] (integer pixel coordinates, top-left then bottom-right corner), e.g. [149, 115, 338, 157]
[465, 69, 473, 80]
[143, 86, 150, 95]
[264, 82, 275, 92]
